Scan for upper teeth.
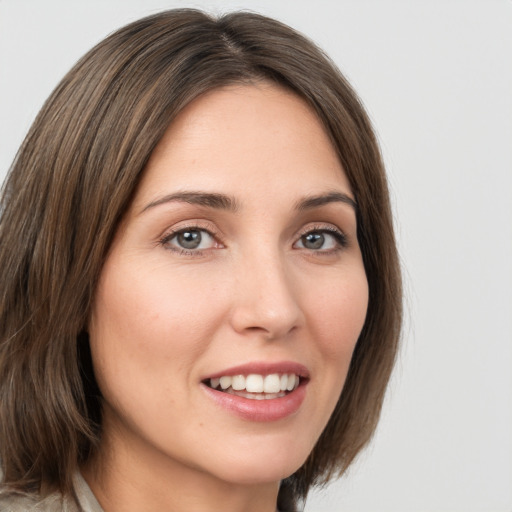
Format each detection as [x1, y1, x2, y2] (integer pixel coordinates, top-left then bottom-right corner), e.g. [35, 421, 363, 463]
[210, 373, 299, 393]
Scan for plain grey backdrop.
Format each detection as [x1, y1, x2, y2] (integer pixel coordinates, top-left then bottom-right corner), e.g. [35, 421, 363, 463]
[1, 1, 511, 511]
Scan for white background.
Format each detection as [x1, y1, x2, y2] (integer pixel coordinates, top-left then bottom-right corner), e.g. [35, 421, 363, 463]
[1, 1, 511, 511]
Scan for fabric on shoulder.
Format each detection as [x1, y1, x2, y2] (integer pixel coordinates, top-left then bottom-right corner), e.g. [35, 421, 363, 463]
[0, 472, 103, 512]
[0, 492, 75, 511]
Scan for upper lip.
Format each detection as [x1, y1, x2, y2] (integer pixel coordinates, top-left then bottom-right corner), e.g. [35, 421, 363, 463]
[203, 361, 310, 381]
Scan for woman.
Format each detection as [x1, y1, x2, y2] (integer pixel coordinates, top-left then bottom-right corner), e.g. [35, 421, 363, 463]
[0, 9, 401, 512]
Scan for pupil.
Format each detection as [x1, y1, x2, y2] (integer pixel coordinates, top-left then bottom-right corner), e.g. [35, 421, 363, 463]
[303, 232, 324, 249]
[178, 230, 201, 249]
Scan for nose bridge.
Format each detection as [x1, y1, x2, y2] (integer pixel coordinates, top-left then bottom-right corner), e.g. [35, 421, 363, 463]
[230, 241, 303, 339]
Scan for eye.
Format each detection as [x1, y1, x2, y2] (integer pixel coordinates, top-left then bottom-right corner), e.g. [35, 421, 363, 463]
[161, 228, 218, 252]
[294, 228, 347, 252]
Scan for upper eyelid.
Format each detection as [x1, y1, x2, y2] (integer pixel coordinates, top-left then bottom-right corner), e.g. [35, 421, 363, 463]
[168, 225, 216, 236]
[159, 221, 220, 239]
[294, 223, 349, 249]
[158, 225, 221, 256]
[296, 223, 346, 237]
[161, 226, 216, 242]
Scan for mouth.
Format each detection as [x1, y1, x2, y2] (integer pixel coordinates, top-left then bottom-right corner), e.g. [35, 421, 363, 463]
[201, 361, 309, 421]
[204, 373, 301, 400]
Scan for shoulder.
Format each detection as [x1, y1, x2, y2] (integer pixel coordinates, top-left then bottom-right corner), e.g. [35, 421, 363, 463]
[0, 490, 80, 512]
[0, 472, 102, 512]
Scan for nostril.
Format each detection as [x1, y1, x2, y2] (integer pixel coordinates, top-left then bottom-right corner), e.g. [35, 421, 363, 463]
[228, 270, 304, 339]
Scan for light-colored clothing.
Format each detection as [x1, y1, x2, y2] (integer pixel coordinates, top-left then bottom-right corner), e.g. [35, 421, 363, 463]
[0, 472, 103, 512]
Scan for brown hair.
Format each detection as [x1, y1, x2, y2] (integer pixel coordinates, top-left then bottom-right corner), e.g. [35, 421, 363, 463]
[0, 8, 401, 510]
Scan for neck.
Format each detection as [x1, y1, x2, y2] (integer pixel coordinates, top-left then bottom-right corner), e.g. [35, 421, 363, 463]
[82, 425, 280, 512]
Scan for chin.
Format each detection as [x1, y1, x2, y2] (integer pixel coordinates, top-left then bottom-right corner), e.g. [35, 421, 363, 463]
[214, 463, 299, 487]
[203, 442, 310, 486]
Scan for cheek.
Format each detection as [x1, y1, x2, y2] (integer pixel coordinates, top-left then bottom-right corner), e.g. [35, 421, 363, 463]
[303, 267, 368, 413]
[87, 260, 233, 456]
[92, 259, 221, 344]
[306, 269, 369, 358]
[87, 260, 226, 400]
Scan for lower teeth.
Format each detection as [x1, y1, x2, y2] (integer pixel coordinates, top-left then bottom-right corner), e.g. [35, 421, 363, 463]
[223, 388, 287, 400]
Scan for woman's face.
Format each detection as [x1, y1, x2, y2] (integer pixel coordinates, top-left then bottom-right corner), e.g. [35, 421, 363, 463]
[88, 83, 368, 488]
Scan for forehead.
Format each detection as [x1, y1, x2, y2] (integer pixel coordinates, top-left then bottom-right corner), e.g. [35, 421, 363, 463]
[133, 83, 352, 210]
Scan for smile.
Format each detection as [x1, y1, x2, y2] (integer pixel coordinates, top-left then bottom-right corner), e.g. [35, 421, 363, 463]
[207, 373, 300, 400]
[202, 361, 309, 421]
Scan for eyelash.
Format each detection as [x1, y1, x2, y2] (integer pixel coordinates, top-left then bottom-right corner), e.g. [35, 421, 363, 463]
[158, 223, 221, 257]
[158, 223, 348, 257]
[295, 225, 348, 255]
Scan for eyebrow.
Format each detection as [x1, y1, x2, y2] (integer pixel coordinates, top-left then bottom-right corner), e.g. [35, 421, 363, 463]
[295, 191, 357, 212]
[140, 190, 357, 215]
[140, 191, 240, 214]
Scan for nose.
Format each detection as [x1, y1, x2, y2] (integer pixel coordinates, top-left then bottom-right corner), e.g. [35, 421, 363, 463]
[229, 249, 304, 340]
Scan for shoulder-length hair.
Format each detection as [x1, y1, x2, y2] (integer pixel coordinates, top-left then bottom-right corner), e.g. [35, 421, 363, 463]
[0, 8, 401, 511]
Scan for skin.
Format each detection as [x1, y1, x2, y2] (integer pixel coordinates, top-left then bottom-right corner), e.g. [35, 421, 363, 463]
[84, 83, 369, 512]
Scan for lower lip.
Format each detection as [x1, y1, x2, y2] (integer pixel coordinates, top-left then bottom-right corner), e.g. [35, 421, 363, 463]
[202, 382, 307, 422]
